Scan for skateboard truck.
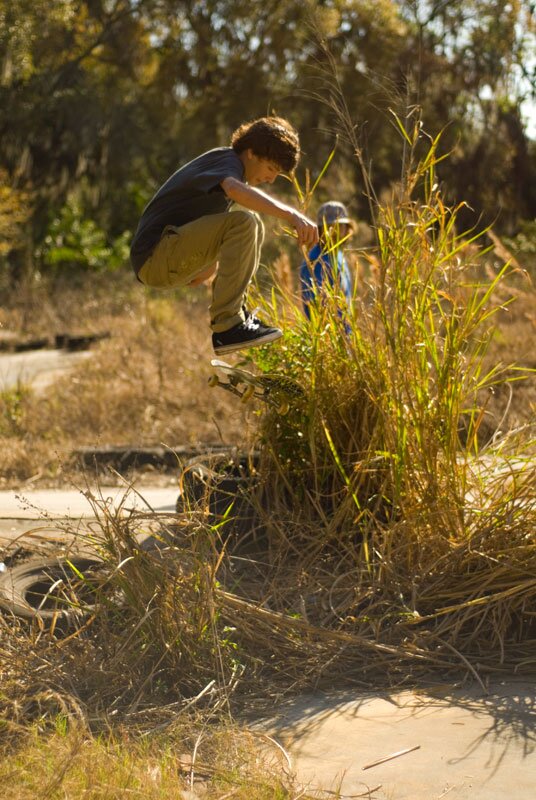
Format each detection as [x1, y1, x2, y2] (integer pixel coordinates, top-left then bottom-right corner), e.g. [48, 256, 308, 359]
[208, 359, 304, 415]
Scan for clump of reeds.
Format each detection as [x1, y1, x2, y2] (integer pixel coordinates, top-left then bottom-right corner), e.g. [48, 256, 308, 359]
[235, 124, 536, 683]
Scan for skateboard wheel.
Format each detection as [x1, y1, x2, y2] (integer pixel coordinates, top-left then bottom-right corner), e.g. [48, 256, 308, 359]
[208, 374, 219, 387]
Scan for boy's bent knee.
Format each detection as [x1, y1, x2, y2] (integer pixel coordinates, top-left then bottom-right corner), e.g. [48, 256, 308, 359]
[228, 208, 255, 222]
[228, 209, 260, 233]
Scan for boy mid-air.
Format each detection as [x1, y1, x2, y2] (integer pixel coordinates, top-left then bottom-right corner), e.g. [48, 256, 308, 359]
[130, 117, 318, 355]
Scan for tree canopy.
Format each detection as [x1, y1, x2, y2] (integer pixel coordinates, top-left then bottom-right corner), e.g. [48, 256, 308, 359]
[1, 0, 535, 278]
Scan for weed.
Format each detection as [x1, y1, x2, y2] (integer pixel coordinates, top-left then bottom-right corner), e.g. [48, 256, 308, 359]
[0, 384, 33, 437]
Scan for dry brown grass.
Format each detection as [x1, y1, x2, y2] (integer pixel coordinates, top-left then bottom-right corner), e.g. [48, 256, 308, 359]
[0, 273, 253, 486]
[0, 508, 303, 798]
[0, 267, 534, 486]
[480, 286, 536, 434]
[0, 726, 301, 800]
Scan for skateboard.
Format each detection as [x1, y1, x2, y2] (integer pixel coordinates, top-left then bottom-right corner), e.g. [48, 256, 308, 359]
[208, 359, 305, 415]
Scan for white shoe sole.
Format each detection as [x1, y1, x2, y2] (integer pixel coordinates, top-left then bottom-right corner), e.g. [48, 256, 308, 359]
[213, 329, 283, 355]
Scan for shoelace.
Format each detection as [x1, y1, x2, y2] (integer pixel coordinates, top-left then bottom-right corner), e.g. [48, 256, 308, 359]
[243, 307, 261, 331]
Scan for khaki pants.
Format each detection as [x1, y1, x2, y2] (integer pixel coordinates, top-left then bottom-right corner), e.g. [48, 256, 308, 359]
[137, 210, 264, 332]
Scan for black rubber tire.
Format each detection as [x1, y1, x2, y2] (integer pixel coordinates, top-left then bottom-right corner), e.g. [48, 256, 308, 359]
[176, 451, 261, 537]
[0, 554, 103, 624]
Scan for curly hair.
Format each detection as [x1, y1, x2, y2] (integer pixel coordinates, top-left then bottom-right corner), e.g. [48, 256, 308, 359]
[231, 117, 300, 174]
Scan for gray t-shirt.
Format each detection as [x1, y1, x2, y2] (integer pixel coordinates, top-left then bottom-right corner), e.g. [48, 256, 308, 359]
[130, 147, 245, 274]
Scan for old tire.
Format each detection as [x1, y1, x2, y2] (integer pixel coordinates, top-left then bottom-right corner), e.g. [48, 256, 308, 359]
[0, 554, 103, 624]
[176, 451, 261, 538]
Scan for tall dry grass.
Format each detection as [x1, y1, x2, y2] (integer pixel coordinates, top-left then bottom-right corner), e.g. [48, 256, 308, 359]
[230, 125, 536, 685]
[0, 275, 252, 485]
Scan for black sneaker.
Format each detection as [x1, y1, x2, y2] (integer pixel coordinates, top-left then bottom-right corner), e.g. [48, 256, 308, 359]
[212, 312, 282, 355]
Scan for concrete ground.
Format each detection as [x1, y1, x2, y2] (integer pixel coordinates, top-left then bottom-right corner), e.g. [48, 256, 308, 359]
[0, 485, 179, 556]
[0, 348, 93, 392]
[263, 682, 536, 799]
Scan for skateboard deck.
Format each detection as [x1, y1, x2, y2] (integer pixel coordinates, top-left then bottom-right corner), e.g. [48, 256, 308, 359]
[209, 359, 304, 414]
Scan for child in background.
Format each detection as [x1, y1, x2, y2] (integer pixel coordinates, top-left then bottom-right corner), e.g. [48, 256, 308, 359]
[299, 201, 354, 321]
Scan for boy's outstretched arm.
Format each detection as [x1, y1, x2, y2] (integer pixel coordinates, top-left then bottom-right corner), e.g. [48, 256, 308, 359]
[221, 177, 319, 249]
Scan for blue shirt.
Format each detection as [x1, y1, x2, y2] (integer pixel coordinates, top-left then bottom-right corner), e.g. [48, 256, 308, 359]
[299, 242, 353, 319]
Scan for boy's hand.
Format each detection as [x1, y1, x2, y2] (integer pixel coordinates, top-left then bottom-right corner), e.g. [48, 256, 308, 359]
[221, 177, 319, 246]
[290, 211, 319, 248]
